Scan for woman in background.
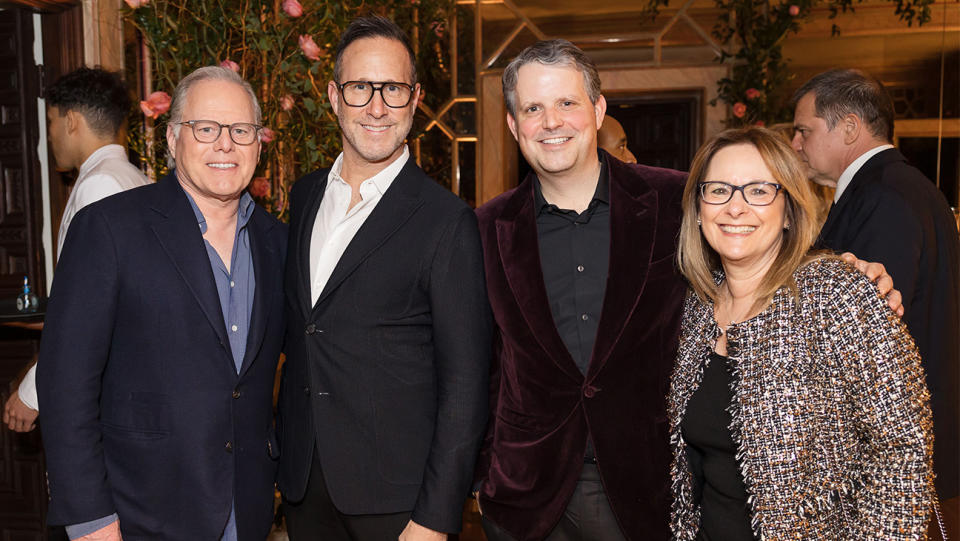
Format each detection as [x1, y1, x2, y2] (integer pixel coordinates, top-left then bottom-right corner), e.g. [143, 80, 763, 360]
[669, 127, 934, 540]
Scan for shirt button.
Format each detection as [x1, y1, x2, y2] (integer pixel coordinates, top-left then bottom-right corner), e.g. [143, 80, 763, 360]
[230, 281, 235, 288]
[225, 441, 233, 453]
[231, 324, 238, 332]
[581, 314, 589, 321]
[577, 265, 584, 272]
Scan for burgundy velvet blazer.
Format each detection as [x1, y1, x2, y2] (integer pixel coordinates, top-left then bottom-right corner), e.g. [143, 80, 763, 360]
[474, 151, 688, 541]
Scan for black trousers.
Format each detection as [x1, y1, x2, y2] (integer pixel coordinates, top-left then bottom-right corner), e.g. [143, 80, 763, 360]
[284, 447, 410, 540]
[482, 464, 627, 541]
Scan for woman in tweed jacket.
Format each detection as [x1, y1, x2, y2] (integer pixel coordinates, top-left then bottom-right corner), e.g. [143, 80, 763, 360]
[670, 127, 934, 540]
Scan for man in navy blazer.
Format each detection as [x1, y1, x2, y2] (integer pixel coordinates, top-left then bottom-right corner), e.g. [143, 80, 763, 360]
[37, 66, 286, 541]
[793, 68, 959, 527]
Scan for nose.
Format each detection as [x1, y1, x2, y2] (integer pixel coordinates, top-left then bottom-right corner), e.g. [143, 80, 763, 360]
[542, 107, 562, 130]
[624, 148, 637, 164]
[791, 131, 803, 153]
[213, 127, 235, 152]
[367, 89, 387, 118]
[725, 189, 749, 215]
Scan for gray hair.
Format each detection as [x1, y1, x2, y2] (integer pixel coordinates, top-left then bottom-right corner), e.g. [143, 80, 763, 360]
[793, 69, 894, 141]
[502, 39, 601, 118]
[167, 66, 262, 168]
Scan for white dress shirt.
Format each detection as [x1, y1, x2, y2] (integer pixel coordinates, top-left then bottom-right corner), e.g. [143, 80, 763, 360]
[833, 144, 894, 203]
[309, 146, 409, 306]
[19, 144, 150, 410]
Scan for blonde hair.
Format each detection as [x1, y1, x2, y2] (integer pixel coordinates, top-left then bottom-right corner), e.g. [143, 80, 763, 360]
[677, 127, 823, 311]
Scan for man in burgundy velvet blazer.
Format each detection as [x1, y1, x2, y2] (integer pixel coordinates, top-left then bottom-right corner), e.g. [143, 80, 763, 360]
[473, 39, 687, 541]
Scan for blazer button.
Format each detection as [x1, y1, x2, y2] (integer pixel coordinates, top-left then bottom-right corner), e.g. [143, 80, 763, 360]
[303, 386, 311, 396]
[232, 389, 241, 399]
[583, 385, 599, 398]
[305, 323, 316, 335]
[225, 441, 233, 453]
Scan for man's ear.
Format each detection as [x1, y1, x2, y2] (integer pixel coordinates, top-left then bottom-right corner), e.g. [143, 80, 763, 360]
[328, 80, 340, 116]
[65, 109, 83, 134]
[594, 94, 607, 130]
[841, 113, 861, 145]
[165, 124, 177, 160]
[506, 112, 518, 142]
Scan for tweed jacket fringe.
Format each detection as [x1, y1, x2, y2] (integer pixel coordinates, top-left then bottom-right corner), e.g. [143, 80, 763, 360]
[668, 258, 934, 540]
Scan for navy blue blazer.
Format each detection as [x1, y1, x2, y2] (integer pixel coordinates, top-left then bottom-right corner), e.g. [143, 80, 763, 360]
[38, 174, 287, 540]
[816, 148, 959, 499]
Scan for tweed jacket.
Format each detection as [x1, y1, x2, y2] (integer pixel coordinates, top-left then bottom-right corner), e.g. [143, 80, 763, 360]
[668, 258, 934, 540]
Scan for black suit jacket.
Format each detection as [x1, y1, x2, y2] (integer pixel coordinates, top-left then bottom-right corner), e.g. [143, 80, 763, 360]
[38, 174, 287, 540]
[817, 147, 959, 498]
[277, 157, 491, 532]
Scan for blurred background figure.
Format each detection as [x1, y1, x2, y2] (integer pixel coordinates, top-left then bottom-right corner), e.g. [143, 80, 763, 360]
[598, 114, 636, 164]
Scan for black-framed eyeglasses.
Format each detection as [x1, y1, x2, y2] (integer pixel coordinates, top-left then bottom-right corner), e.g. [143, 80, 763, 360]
[336, 81, 416, 108]
[178, 120, 262, 145]
[698, 181, 783, 206]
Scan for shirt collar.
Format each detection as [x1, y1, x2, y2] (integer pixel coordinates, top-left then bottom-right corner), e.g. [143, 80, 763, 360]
[182, 187, 255, 235]
[834, 144, 894, 202]
[78, 144, 127, 180]
[534, 155, 608, 214]
[328, 145, 409, 195]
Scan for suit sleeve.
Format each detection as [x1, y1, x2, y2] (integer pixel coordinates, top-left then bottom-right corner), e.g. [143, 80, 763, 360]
[832, 187, 923, 315]
[410, 207, 493, 533]
[37, 206, 121, 526]
[829, 269, 934, 538]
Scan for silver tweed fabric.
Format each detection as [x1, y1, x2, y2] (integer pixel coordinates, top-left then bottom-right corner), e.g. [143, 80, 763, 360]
[668, 258, 934, 540]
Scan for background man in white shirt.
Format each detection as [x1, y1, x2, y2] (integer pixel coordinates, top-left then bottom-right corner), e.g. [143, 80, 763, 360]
[3, 67, 149, 432]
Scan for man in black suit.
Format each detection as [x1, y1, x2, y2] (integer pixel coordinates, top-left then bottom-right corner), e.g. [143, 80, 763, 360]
[38, 66, 286, 540]
[793, 68, 959, 521]
[278, 16, 491, 541]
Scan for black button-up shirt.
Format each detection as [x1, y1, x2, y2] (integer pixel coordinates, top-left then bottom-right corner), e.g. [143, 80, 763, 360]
[534, 160, 610, 376]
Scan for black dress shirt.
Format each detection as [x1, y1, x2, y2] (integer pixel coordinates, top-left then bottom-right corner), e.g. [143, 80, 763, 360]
[534, 160, 610, 376]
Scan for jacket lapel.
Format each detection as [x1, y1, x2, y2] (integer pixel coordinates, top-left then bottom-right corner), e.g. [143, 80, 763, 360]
[587, 156, 660, 378]
[239, 210, 280, 376]
[149, 173, 232, 362]
[495, 174, 582, 382]
[311, 159, 424, 311]
[817, 148, 898, 248]
[292, 174, 328, 319]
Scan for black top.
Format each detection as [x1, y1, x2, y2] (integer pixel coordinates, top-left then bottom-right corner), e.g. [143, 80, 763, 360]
[534, 160, 610, 376]
[681, 351, 755, 541]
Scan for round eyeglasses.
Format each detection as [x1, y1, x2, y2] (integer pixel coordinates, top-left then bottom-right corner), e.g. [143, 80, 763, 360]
[178, 120, 262, 145]
[698, 181, 783, 206]
[336, 81, 416, 108]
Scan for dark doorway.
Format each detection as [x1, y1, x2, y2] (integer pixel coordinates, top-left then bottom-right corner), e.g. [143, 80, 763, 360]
[606, 91, 702, 172]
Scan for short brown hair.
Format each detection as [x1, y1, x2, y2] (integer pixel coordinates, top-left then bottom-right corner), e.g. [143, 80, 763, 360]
[501, 39, 601, 118]
[677, 127, 823, 311]
[793, 69, 894, 141]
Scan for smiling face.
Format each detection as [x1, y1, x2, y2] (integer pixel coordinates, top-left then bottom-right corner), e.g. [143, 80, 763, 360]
[507, 62, 605, 184]
[699, 143, 788, 275]
[329, 36, 419, 178]
[791, 92, 848, 182]
[166, 79, 260, 204]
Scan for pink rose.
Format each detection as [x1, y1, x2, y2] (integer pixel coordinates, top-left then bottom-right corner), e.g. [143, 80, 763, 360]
[139, 91, 171, 119]
[754, 120, 766, 127]
[732, 102, 747, 118]
[249, 177, 271, 198]
[124, 0, 148, 7]
[298, 35, 323, 61]
[789, 4, 800, 15]
[280, 94, 295, 111]
[282, 0, 303, 18]
[219, 59, 240, 72]
[430, 20, 444, 38]
[259, 127, 275, 143]
[745, 88, 761, 100]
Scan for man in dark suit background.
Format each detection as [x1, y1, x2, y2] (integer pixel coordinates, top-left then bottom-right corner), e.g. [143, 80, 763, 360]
[792, 68, 959, 528]
[37, 65, 286, 541]
[278, 16, 491, 541]
[474, 39, 688, 541]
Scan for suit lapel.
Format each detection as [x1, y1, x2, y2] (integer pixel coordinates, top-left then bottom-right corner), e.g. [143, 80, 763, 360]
[149, 174, 232, 362]
[311, 160, 424, 311]
[496, 175, 582, 382]
[239, 210, 279, 376]
[587, 157, 660, 378]
[291, 174, 329, 319]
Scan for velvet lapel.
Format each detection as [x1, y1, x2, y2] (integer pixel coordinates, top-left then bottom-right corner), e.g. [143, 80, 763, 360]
[587, 156, 660, 379]
[495, 173, 581, 382]
[149, 173, 232, 365]
[293, 174, 328, 319]
[311, 159, 424, 312]
[238, 209, 280, 377]
[818, 148, 898, 245]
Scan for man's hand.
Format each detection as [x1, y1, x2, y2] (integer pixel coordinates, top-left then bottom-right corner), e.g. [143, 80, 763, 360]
[3, 390, 38, 432]
[840, 252, 904, 316]
[398, 520, 447, 541]
[77, 521, 122, 541]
